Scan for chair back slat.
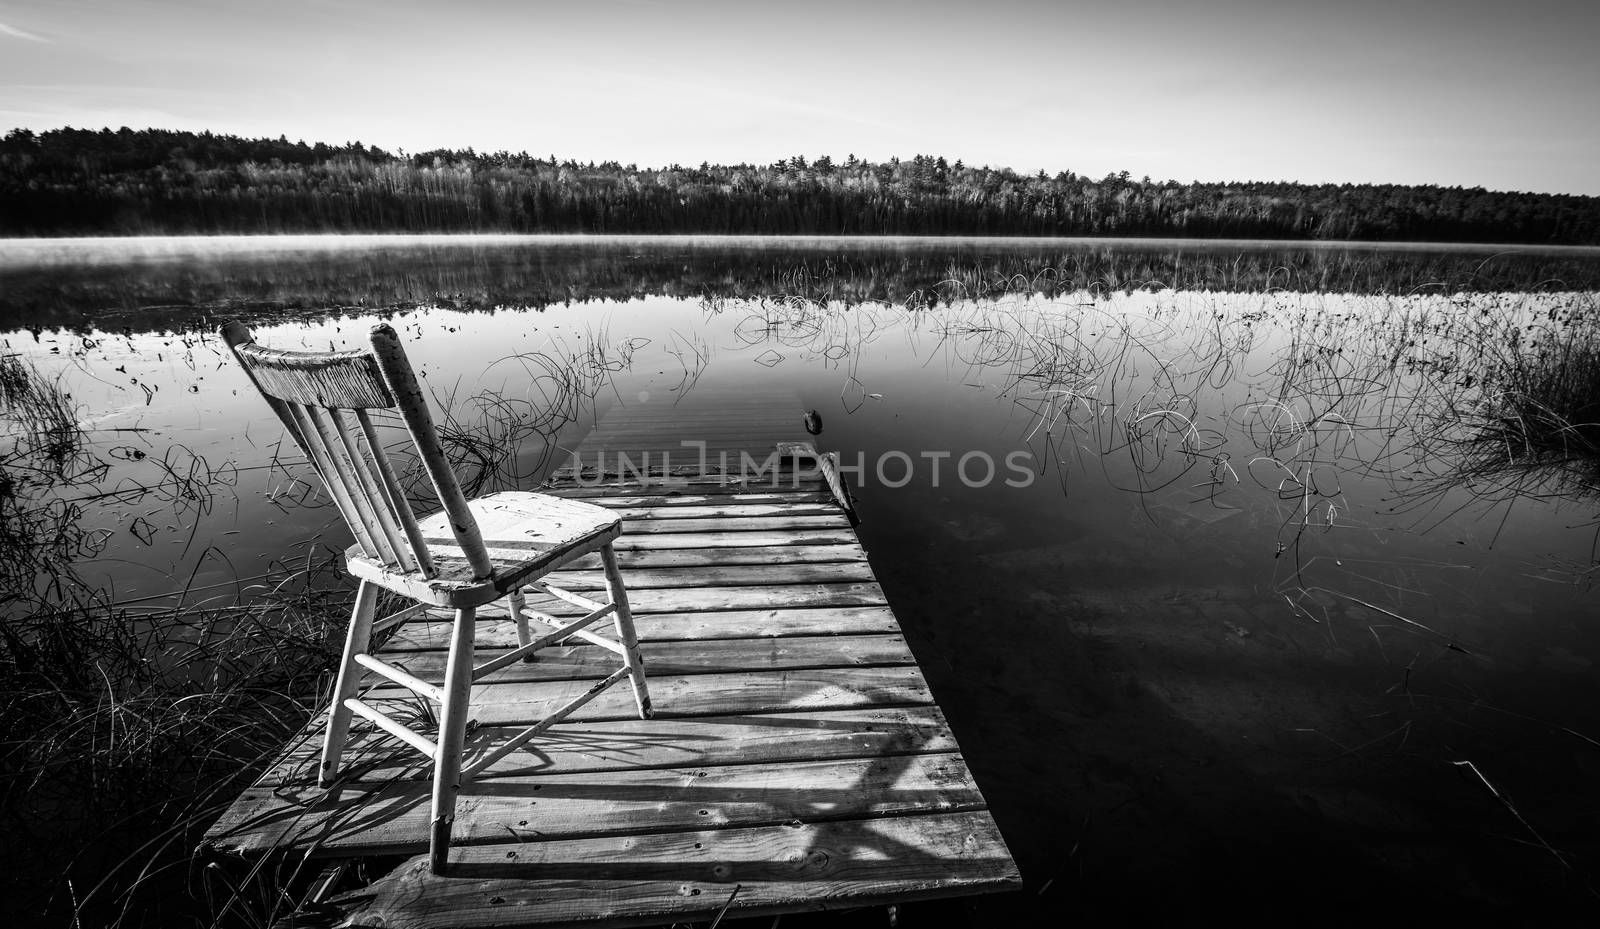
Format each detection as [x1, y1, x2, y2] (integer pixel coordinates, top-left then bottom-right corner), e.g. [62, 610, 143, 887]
[369, 325, 495, 580]
[357, 409, 435, 575]
[329, 408, 418, 573]
[220, 321, 488, 580]
[306, 404, 405, 567]
[286, 401, 387, 562]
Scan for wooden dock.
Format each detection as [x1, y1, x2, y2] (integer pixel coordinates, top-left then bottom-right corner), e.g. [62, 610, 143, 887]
[203, 389, 1018, 927]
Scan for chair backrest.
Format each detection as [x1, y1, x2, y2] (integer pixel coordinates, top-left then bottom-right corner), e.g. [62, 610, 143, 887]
[220, 321, 495, 581]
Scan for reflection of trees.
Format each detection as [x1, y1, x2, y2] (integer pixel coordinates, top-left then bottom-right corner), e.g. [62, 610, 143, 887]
[7, 239, 1600, 334]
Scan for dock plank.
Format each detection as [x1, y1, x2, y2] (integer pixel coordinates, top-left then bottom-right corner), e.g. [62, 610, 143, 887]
[623, 515, 851, 533]
[361, 635, 915, 687]
[303, 812, 1019, 929]
[384, 605, 901, 649]
[209, 753, 981, 857]
[562, 543, 869, 570]
[542, 561, 878, 590]
[258, 706, 958, 787]
[346, 667, 934, 729]
[613, 529, 860, 550]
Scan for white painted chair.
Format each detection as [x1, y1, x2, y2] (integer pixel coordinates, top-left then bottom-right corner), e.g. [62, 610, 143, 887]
[221, 321, 652, 874]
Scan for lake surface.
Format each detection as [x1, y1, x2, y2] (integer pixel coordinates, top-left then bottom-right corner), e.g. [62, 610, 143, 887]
[4, 234, 1600, 922]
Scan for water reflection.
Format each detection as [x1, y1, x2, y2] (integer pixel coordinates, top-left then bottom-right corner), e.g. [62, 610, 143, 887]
[3, 239, 1600, 919]
[5, 234, 1600, 332]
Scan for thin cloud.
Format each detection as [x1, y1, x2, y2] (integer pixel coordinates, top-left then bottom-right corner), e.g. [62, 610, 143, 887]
[0, 21, 47, 42]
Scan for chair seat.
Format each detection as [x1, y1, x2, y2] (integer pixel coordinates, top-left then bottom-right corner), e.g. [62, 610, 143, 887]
[345, 491, 623, 608]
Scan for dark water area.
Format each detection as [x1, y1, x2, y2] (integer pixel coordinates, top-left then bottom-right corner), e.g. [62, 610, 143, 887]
[4, 235, 1600, 925]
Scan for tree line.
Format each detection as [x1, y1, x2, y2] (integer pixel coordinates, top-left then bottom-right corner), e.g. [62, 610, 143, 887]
[3, 127, 1598, 243]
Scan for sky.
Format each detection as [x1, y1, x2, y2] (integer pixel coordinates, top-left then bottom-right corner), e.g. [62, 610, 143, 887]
[0, 0, 1596, 195]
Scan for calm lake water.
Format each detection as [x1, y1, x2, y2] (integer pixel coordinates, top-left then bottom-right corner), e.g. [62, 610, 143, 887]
[4, 234, 1600, 922]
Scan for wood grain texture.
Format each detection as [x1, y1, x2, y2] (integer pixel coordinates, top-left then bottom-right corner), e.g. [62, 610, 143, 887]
[558, 543, 869, 570]
[360, 666, 933, 728]
[259, 706, 956, 787]
[541, 561, 878, 590]
[381, 605, 900, 649]
[209, 753, 980, 857]
[611, 528, 860, 550]
[230, 340, 394, 409]
[302, 813, 1019, 929]
[622, 515, 851, 533]
[360, 635, 914, 689]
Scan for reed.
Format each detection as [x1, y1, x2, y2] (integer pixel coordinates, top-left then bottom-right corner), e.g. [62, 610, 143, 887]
[1475, 301, 1600, 479]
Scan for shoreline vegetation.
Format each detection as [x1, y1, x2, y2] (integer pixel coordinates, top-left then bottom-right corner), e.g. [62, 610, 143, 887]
[4, 127, 1599, 244]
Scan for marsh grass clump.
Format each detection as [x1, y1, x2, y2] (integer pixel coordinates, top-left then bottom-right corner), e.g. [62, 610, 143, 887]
[0, 353, 92, 480]
[1474, 304, 1600, 485]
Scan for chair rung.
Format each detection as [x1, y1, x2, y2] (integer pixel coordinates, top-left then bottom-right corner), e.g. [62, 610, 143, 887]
[461, 667, 631, 780]
[538, 583, 607, 613]
[344, 697, 438, 759]
[354, 653, 445, 703]
[473, 600, 615, 679]
[372, 603, 430, 634]
[525, 609, 627, 656]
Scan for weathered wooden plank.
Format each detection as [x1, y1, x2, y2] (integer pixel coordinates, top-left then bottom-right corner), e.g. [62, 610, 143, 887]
[451, 667, 928, 727]
[357, 667, 934, 730]
[608, 502, 841, 520]
[294, 812, 1019, 929]
[566, 491, 831, 508]
[551, 464, 821, 481]
[560, 543, 869, 571]
[208, 753, 981, 857]
[545, 472, 824, 496]
[612, 529, 860, 550]
[259, 706, 957, 787]
[367, 635, 913, 686]
[519, 582, 887, 614]
[383, 605, 900, 649]
[624, 515, 851, 533]
[541, 561, 877, 591]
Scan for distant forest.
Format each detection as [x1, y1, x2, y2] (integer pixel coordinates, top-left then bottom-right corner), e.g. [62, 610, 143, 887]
[3, 127, 1598, 243]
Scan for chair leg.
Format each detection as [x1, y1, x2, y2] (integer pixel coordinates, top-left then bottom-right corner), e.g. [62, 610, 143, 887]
[508, 586, 534, 660]
[320, 580, 380, 789]
[430, 605, 477, 875]
[600, 542, 652, 719]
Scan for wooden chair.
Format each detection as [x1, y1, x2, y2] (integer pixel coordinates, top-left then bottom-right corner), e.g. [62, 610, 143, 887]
[220, 321, 652, 874]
